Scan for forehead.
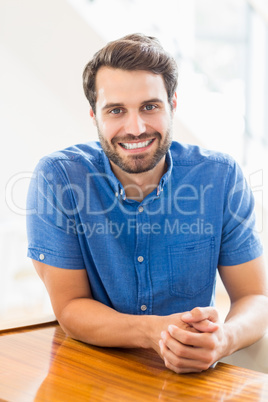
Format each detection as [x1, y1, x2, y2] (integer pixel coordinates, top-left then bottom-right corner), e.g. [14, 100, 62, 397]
[95, 67, 168, 105]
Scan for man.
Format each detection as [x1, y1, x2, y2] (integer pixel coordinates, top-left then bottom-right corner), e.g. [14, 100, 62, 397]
[27, 33, 268, 374]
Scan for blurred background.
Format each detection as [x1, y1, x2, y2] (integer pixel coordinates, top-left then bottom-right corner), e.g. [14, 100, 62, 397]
[1, 0, 268, 329]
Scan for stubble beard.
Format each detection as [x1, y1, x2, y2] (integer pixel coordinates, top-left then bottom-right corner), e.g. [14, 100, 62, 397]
[97, 125, 173, 174]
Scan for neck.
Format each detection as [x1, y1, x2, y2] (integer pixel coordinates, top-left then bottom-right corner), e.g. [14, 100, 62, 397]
[110, 157, 167, 201]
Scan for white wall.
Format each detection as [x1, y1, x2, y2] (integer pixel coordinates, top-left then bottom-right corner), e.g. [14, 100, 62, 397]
[0, 0, 105, 222]
[0, 0, 105, 325]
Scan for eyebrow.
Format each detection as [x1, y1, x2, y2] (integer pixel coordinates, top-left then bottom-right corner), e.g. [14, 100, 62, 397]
[102, 103, 124, 111]
[101, 98, 164, 111]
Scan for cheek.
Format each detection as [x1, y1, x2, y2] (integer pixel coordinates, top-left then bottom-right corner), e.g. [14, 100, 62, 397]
[103, 117, 126, 137]
[147, 115, 169, 132]
[98, 119, 120, 141]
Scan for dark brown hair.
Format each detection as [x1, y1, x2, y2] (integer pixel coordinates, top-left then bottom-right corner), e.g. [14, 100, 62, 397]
[83, 33, 178, 114]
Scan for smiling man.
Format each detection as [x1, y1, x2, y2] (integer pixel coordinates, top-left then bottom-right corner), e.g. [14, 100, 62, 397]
[27, 34, 268, 374]
[94, 68, 172, 174]
[91, 66, 174, 200]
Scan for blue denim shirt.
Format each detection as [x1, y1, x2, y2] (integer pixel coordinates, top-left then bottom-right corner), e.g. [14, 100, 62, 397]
[26, 141, 262, 315]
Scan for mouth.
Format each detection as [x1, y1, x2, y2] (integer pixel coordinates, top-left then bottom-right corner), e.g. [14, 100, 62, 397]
[119, 138, 155, 151]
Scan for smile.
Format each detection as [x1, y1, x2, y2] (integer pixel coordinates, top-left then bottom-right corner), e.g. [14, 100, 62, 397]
[119, 139, 154, 150]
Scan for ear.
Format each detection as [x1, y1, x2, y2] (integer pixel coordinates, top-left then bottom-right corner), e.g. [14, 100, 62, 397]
[89, 108, 97, 126]
[171, 92, 177, 114]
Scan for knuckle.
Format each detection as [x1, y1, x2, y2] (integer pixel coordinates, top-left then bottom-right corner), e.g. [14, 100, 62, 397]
[202, 352, 214, 365]
[173, 343, 183, 357]
[194, 307, 202, 314]
[179, 331, 191, 345]
[168, 355, 183, 370]
[174, 356, 183, 367]
[164, 359, 174, 371]
[202, 350, 216, 367]
[199, 361, 211, 371]
[207, 335, 217, 350]
[174, 367, 184, 374]
[192, 307, 202, 317]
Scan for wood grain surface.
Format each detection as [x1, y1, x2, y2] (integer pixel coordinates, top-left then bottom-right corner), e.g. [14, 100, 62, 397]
[0, 323, 268, 401]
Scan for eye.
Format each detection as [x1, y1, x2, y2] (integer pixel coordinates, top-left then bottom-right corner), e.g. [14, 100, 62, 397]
[110, 108, 123, 115]
[143, 104, 157, 111]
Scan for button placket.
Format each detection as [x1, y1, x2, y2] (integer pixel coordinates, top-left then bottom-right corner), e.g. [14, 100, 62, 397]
[134, 205, 152, 315]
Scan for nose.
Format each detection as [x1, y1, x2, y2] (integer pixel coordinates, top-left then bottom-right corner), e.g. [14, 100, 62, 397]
[124, 112, 146, 136]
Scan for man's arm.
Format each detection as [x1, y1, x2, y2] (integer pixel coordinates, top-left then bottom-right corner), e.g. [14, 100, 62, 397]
[33, 260, 150, 349]
[159, 256, 268, 373]
[218, 255, 268, 351]
[33, 260, 216, 361]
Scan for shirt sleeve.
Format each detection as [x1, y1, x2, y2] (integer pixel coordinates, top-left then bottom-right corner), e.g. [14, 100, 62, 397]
[218, 160, 263, 266]
[26, 157, 86, 269]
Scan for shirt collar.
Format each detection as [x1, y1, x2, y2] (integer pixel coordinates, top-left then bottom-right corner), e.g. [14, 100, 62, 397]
[157, 149, 173, 195]
[101, 148, 173, 201]
[102, 151, 125, 199]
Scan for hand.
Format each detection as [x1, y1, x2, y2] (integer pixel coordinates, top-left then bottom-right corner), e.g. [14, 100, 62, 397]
[158, 307, 227, 374]
[149, 312, 201, 355]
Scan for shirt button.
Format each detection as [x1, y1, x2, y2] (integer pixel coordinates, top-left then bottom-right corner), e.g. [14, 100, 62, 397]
[39, 254, 45, 261]
[115, 192, 118, 198]
[138, 206, 144, 213]
[137, 256, 144, 263]
[141, 305, 147, 311]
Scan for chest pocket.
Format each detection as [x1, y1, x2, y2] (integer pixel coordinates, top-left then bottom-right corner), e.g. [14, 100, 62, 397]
[168, 237, 215, 298]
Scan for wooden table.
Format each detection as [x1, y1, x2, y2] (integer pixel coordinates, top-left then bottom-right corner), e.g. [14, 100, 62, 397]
[0, 323, 268, 401]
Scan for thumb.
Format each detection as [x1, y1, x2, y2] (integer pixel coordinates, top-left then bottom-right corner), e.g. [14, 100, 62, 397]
[182, 307, 219, 324]
[190, 319, 219, 333]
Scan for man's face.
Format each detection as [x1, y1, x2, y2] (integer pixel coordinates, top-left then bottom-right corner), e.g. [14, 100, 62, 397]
[91, 67, 177, 174]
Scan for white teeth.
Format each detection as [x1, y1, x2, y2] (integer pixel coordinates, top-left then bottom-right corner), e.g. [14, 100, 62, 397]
[120, 139, 153, 150]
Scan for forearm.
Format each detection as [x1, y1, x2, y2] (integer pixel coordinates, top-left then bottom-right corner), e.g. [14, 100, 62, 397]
[58, 297, 157, 349]
[223, 294, 268, 356]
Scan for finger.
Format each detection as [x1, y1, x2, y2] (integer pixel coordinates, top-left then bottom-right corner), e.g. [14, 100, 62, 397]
[181, 307, 219, 324]
[164, 357, 204, 374]
[167, 325, 218, 350]
[190, 319, 219, 333]
[162, 329, 216, 361]
[159, 339, 209, 373]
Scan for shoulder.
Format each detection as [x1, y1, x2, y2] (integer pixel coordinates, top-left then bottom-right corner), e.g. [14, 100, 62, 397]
[170, 141, 235, 169]
[34, 141, 105, 173]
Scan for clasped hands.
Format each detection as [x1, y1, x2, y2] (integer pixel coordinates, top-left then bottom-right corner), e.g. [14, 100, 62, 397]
[158, 307, 227, 374]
